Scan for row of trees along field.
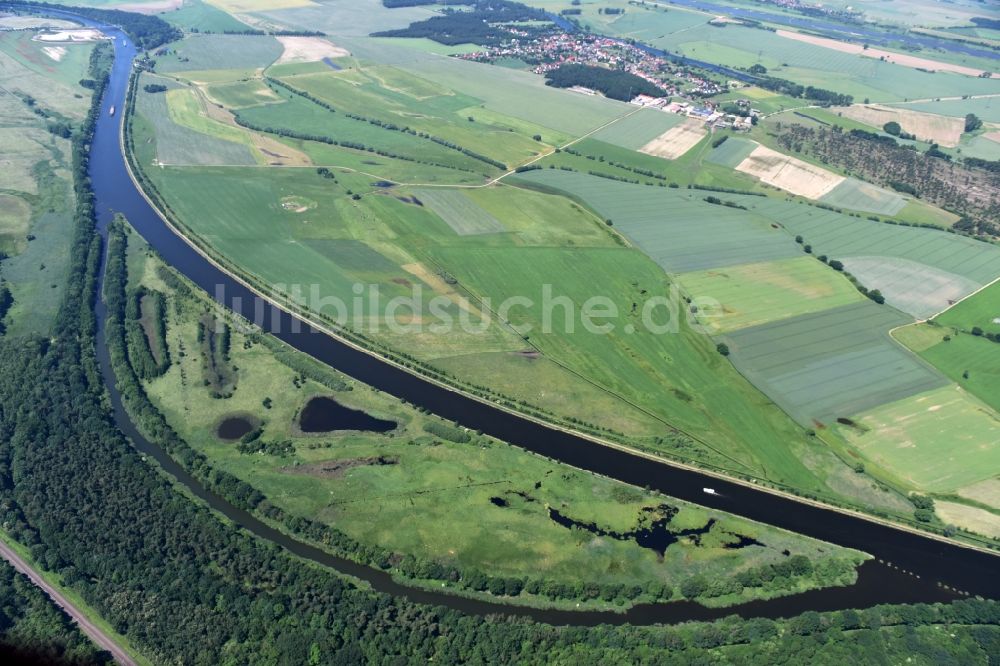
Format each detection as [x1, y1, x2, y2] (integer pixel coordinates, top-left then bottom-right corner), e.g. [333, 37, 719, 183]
[773, 123, 1000, 238]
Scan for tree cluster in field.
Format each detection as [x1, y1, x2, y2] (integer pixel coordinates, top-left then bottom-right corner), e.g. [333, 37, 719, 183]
[373, 1, 550, 46]
[7, 1, 181, 49]
[753, 74, 853, 105]
[800, 240, 886, 304]
[544, 64, 662, 101]
[690, 183, 767, 197]
[703, 195, 747, 210]
[124, 285, 171, 380]
[381, 0, 475, 7]
[773, 123, 1000, 239]
[142, 83, 167, 94]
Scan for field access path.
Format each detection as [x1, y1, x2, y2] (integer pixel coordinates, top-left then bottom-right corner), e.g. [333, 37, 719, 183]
[69, 13, 1000, 625]
[0, 541, 138, 666]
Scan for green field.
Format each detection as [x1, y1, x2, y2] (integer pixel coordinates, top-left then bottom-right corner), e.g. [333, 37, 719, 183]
[234, 85, 495, 175]
[425, 244, 829, 483]
[889, 97, 1000, 123]
[819, 178, 905, 216]
[590, 108, 683, 150]
[162, 0, 252, 32]
[677, 257, 865, 333]
[255, 0, 439, 38]
[515, 170, 800, 272]
[840, 385, 1000, 494]
[706, 136, 757, 168]
[749, 199, 1000, 286]
[134, 75, 257, 166]
[636, 22, 1000, 103]
[204, 78, 281, 109]
[271, 64, 552, 167]
[134, 244, 862, 609]
[412, 188, 506, 235]
[722, 301, 947, 426]
[342, 35, 631, 137]
[157, 34, 283, 73]
[896, 324, 1000, 414]
[937, 280, 1000, 336]
[841, 257, 982, 320]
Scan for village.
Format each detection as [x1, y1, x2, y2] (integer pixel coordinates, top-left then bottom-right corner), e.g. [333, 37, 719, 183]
[458, 30, 758, 132]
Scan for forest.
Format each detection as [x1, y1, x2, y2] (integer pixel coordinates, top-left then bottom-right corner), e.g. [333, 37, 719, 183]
[0, 560, 110, 665]
[373, 0, 551, 45]
[544, 64, 662, 101]
[774, 123, 1000, 238]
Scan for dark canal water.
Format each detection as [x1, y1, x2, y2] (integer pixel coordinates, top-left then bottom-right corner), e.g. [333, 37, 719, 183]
[50, 10, 998, 625]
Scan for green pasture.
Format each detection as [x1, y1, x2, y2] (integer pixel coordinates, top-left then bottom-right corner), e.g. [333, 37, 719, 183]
[157, 34, 283, 73]
[722, 301, 947, 426]
[271, 66, 551, 167]
[840, 385, 1000, 494]
[514, 170, 801, 272]
[706, 136, 757, 168]
[897, 326, 1000, 415]
[748, 199, 1000, 286]
[889, 97, 1000, 123]
[937, 280, 1000, 336]
[205, 78, 281, 109]
[841, 257, 981, 320]
[367, 37, 484, 56]
[819, 178, 905, 217]
[411, 188, 505, 235]
[135, 76, 256, 166]
[283, 140, 481, 185]
[677, 256, 865, 334]
[590, 109, 683, 150]
[605, 5, 710, 40]
[0, 195, 30, 257]
[425, 244, 826, 485]
[162, 0, 252, 33]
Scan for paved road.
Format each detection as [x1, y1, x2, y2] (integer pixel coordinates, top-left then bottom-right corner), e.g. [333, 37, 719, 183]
[0, 541, 137, 666]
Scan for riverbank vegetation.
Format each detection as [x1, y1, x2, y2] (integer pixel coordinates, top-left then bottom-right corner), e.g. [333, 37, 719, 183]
[112, 228, 865, 611]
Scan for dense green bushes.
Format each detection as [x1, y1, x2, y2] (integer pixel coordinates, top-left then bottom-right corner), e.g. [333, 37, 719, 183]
[544, 64, 662, 101]
[124, 286, 170, 379]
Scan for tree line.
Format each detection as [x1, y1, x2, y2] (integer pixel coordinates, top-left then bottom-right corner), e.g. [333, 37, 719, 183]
[373, 0, 551, 46]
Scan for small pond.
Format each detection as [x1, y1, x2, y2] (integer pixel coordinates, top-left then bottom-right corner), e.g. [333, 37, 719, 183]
[216, 415, 257, 440]
[299, 396, 397, 433]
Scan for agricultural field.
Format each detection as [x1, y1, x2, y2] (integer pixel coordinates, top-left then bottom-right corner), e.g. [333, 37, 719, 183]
[251, 0, 439, 38]
[837, 385, 1000, 495]
[638, 118, 706, 160]
[833, 104, 966, 147]
[722, 301, 947, 426]
[515, 170, 800, 272]
[735, 144, 845, 199]
[590, 108, 683, 150]
[0, 30, 95, 336]
[161, 0, 252, 32]
[818, 178, 906, 217]
[637, 22, 1000, 102]
[676, 257, 866, 334]
[889, 97, 1000, 124]
[130, 240, 864, 609]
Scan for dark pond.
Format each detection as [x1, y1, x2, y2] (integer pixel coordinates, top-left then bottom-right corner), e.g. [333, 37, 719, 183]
[299, 396, 397, 433]
[549, 505, 762, 558]
[216, 415, 256, 440]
